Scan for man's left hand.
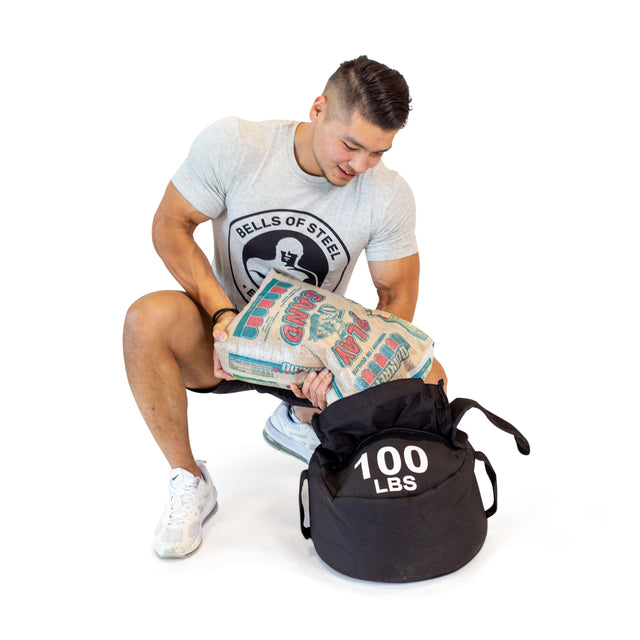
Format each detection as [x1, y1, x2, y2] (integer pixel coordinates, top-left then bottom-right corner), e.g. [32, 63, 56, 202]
[290, 368, 333, 410]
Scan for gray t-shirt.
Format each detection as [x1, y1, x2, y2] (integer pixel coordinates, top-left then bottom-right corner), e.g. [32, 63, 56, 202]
[172, 117, 418, 310]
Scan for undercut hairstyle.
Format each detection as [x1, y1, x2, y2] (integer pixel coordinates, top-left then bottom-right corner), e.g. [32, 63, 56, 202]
[324, 55, 412, 130]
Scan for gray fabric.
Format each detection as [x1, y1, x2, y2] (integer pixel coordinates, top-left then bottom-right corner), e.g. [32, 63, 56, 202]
[172, 117, 418, 310]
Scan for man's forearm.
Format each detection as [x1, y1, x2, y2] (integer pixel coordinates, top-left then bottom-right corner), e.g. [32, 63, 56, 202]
[152, 217, 233, 318]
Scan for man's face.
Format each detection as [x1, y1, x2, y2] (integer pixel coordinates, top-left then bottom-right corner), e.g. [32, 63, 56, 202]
[311, 100, 398, 186]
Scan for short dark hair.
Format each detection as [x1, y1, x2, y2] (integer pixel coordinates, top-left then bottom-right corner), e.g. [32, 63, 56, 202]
[324, 55, 412, 130]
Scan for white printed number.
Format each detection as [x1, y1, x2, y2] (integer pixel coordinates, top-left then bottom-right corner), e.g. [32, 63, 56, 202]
[353, 445, 428, 494]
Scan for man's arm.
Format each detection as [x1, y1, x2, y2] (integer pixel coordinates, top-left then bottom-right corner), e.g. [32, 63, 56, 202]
[368, 253, 420, 322]
[152, 182, 234, 318]
[370, 253, 447, 390]
[290, 253, 424, 410]
[152, 182, 236, 379]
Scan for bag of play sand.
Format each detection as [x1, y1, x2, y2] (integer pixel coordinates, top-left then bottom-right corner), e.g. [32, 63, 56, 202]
[215, 269, 434, 405]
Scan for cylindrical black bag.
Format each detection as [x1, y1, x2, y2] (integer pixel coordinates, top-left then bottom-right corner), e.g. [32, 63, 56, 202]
[298, 379, 529, 583]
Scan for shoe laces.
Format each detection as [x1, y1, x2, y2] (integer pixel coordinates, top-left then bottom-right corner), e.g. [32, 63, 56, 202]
[166, 477, 200, 526]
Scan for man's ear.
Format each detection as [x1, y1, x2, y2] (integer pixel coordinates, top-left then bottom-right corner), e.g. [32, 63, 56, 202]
[310, 95, 327, 121]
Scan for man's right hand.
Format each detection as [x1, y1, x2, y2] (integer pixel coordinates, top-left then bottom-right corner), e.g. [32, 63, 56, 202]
[212, 311, 237, 381]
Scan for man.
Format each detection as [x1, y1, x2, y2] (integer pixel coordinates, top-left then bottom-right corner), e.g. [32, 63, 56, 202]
[123, 55, 440, 558]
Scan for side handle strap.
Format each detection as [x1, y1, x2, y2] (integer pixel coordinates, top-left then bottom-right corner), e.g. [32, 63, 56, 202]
[475, 450, 498, 518]
[298, 470, 311, 539]
[450, 397, 530, 455]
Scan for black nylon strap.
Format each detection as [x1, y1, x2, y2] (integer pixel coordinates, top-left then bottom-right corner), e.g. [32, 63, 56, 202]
[449, 397, 530, 455]
[475, 450, 498, 517]
[298, 470, 311, 539]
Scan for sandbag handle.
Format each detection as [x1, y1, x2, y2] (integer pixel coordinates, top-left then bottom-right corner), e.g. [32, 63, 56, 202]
[475, 450, 498, 518]
[450, 397, 530, 455]
[298, 469, 311, 539]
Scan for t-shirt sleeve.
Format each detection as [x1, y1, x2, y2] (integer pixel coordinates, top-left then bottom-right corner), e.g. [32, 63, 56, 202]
[171, 118, 238, 218]
[365, 174, 419, 262]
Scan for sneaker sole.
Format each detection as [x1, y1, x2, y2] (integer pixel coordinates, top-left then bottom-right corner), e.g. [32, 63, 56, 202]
[262, 424, 312, 464]
[154, 501, 219, 559]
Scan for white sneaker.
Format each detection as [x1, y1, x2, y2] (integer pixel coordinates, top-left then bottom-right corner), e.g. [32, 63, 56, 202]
[153, 460, 218, 558]
[263, 403, 320, 464]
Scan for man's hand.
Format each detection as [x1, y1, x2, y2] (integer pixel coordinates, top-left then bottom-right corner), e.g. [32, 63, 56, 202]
[212, 311, 237, 381]
[290, 368, 333, 411]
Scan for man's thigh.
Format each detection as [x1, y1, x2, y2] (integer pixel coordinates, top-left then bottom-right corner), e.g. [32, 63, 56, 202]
[128, 290, 219, 390]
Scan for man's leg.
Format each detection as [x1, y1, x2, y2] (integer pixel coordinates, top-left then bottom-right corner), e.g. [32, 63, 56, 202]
[123, 290, 219, 476]
[425, 357, 447, 391]
[123, 290, 222, 557]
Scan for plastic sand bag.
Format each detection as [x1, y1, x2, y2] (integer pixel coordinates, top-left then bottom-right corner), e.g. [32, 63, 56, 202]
[215, 269, 434, 404]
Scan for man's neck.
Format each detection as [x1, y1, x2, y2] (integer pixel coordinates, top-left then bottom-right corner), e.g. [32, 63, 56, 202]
[293, 122, 321, 177]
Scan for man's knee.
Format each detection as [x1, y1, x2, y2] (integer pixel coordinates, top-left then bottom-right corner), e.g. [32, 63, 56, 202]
[123, 291, 215, 382]
[123, 291, 181, 353]
[426, 358, 447, 392]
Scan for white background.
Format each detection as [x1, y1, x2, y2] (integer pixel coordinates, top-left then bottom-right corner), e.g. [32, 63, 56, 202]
[2, 1, 638, 637]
